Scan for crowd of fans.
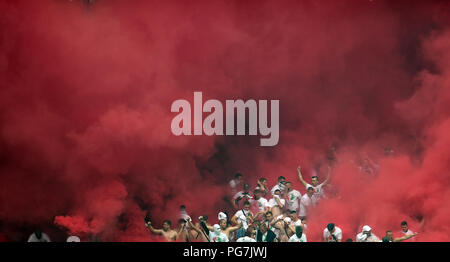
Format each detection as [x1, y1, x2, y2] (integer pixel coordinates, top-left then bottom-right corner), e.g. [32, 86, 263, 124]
[22, 156, 419, 242]
[143, 165, 419, 242]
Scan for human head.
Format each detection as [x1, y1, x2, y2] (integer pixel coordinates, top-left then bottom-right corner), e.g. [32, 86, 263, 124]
[179, 205, 186, 211]
[66, 236, 81, 242]
[265, 211, 273, 222]
[278, 176, 286, 184]
[218, 212, 227, 221]
[362, 225, 371, 235]
[259, 223, 267, 234]
[259, 178, 267, 185]
[295, 226, 303, 238]
[178, 218, 186, 226]
[243, 201, 251, 211]
[219, 219, 227, 230]
[327, 223, 335, 233]
[289, 210, 298, 220]
[285, 181, 292, 190]
[253, 189, 262, 199]
[243, 183, 250, 192]
[213, 224, 221, 234]
[235, 173, 243, 180]
[386, 230, 394, 241]
[311, 176, 319, 186]
[162, 220, 172, 231]
[245, 228, 255, 238]
[274, 189, 281, 197]
[401, 221, 408, 232]
[306, 187, 314, 197]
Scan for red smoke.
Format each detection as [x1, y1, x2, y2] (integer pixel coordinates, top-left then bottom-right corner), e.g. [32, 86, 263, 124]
[0, 0, 449, 241]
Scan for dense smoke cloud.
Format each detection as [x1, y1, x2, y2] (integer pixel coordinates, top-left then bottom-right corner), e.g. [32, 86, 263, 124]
[0, 0, 448, 241]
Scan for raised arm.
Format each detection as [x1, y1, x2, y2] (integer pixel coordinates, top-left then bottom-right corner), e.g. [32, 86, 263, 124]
[198, 217, 214, 231]
[206, 224, 214, 231]
[322, 166, 332, 186]
[231, 215, 239, 225]
[393, 232, 418, 242]
[233, 195, 241, 210]
[227, 222, 243, 233]
[187, 218, 202, 235]
[145, 221, 164, 235]
[297, 166, 308, 187]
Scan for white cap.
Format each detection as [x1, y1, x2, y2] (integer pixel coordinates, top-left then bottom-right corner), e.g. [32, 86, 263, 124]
[218, 212, 227, 221]
[66, 236, 81, 242]
[284, 217, 292, 224]
[362, 225, 371, 232]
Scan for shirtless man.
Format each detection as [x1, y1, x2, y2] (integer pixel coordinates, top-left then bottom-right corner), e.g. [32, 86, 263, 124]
[271, 210, 292, 242]
[176, 219, 190, 242]
[145, 219, 178, 241]
[179, 216, 210, 242]
[205, 218, 242, 240]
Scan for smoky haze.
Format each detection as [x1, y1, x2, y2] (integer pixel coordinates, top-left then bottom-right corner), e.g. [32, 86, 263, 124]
[0, 0, 449, 241]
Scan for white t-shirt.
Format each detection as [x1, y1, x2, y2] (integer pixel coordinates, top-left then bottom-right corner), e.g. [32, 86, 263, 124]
[286, 190, 301, 211]
[402, 229, 414, 235]
[356, 232, 380, 242]
[290, 219, 302, 227]
[209, 231, 229, 242]
[267, 196, 285, 208]
[234, 210, 252, 229]
[251, 197, 269, 212]
[401, 229, 416, 241]
[305, 183, 325, 199]
[236, 236, 256, 242]
[229, 179, 240, 194]
[179, 210, 190, 220]
[289, 234, 307, 242]
[323, 227, 343, 242]
[299, 194, 314, 217]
